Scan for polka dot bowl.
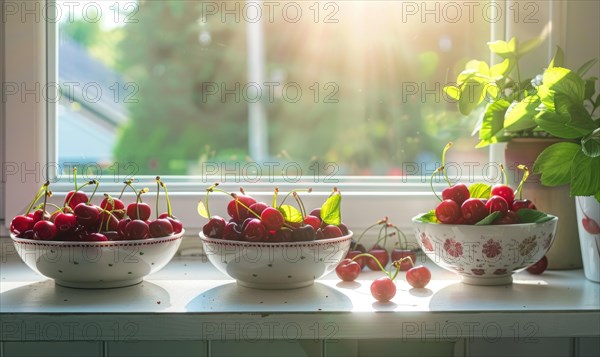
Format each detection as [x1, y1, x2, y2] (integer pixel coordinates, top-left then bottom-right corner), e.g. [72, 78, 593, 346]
[9, 231, 184, 288]
[199, 232, 352, 289]
[412, 217, 558, 285]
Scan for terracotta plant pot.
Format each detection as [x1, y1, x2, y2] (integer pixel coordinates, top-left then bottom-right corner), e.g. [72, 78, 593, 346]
[576, 196, 600, 282]
[505, 138, 582, 270]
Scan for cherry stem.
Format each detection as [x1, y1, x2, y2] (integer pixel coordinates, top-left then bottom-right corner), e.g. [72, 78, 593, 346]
[205, 183, 219, 219]
[272, 187, 279, 208]
[99, 207, 117, 232]
[279, 188, 312, 208]
[515, 165, 529, 200]
[25, 182, 49, 214]
[430, 166, 444, 202]
[351, 252, 401, 281]
[392, 256, 415, 274]
[65, 180, 92, 208]
[352, 217, 388, 250]
[136, 188, 148, 218]
[230, 193, 261, 219]
[119, 179, 134, 199]
[87, 180, 99, 203]
[155, 180, 160, 220]
[292, 192, 306, 219]
[41, 185, 50, 220]
[441, 142, 453, 186]
[73, 166, 78, 191]
[500, 163, 508, 186]
[161, 180, 173, 217]
[123, 180, 138, 199]
[34, 202, 62, 212]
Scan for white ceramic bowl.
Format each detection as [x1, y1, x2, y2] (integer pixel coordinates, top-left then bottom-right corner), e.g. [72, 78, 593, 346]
[10, 231, 184, 288]
[199, 232, 352, 289]
[412, 217, 558, 285]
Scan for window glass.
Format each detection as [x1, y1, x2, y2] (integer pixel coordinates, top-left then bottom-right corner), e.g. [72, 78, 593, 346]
[57, 1, 491, 179]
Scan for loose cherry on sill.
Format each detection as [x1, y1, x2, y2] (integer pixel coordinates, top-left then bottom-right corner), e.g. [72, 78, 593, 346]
[527, 255, 548, 275]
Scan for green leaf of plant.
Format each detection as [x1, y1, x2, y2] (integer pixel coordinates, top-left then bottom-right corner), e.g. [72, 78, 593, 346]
[475, 211, 501, 225]
[542, 67, 586, 105]
[595, 192, 600, 204]
[584, 77, 598, 100]
[320, 193, 342, 226]
[443, 85, 460, 100]
[466, 60, 490, 76]
[479, 100, 510, 140]
[582, 129, 600, 158]
[534, 111, 589, 139]
[488, 39, 516, 59]
[468, 183, 492, 199]
[517, 209, 550, 224]
[415, 210, 438, 223]
[458, 80, 486, 115]
[517, 37, 543, 58]
[475, 135, 510, 148]
[570, 150, 600, 197]
[197, 201, 209, 218]
[490, 58, 512, 78]
[533, 142, 580, 186]
[278, 205, 303, 223]
[576, 57, 599, 77]
[549, 46, 564, 68]
[504, 97, 539, 132]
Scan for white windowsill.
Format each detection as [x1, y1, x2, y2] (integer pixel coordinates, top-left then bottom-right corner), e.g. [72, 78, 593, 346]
[1, 244, 599, 341]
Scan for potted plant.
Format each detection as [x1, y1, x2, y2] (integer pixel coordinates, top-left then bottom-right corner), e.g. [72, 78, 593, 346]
[532, 66, 600, 282]
[444, 37, 599, 269]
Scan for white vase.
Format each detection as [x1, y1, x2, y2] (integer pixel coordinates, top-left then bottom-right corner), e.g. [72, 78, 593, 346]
[575, 196, 600, 283]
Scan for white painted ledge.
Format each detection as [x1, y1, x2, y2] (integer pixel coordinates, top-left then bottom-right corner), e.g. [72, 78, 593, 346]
[1, 245, 599, 342]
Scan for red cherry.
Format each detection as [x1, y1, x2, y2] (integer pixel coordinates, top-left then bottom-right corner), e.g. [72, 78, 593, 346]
[223, 222, 243, 241]
[346, 250, 366, 269]
[117, 218, 131, 238]
[126, 203, 152, 221]
[249, 202, 269, 216]
[512, 199, 537, 211]
[159, 213, 184, 233]
[292, 225, 316, 241]
[309, 208, 321, 219]
[64, 191, 89, 211]
[227, 195, 257, 221]
[33, 220, 57, 240]
[335, 258, 362, 281]
[370, 277, 396, 302]
[493, 211, 520, 225]
[366, 249, 389, 271]
[81, 233, 109, 242]
[461, 198, 488, 224]
[303, 215, 321, 230]
[435, 199, 461, 224]
[10, 215, 35, 235]
[486, 195, 509, 215]
[74, 203, 100, 227]
[125, 219, 149, 240]
[203, 216, 226, 238]
[441, 183, 470, 205]
[527, 256, 548, 275]
[100, 197, 125, 219]
[149, 218, 174, 237]
[339, 223, 349, 236]
[322, 225, 343, 239]
[29, 209, 49, 223]
[391, 249, 416, 271]
[54, 212, 78, 233]
[406, 265, 432, 288]
[242, 218, 267, 242]
[274, 228, 293, 242]
[491, 185, 515, 204]
[260, 207, 285, 231]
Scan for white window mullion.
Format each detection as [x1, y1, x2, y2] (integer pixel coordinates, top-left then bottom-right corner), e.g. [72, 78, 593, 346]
[3, 1, 48, 231]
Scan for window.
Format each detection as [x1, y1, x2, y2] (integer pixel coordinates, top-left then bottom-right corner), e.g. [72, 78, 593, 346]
[4, 0, 594, 235]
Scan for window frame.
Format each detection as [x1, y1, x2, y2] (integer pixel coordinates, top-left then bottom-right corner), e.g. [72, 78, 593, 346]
[1, 0, 576, 237]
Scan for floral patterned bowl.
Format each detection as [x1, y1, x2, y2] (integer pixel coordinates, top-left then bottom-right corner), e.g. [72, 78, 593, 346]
[412, 216, 558, 285]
